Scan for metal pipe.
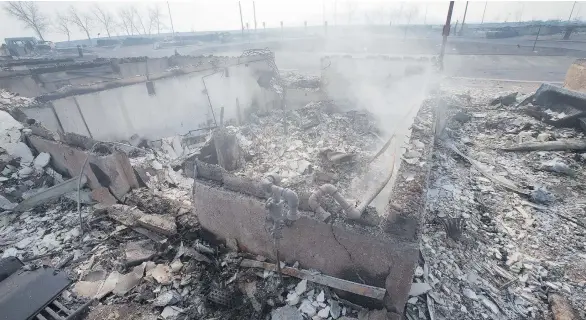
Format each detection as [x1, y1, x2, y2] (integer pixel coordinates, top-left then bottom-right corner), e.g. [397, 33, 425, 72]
[261, 175, 299, 221]
[356, 154, 396, 214]
[72, 97, 93, 139]
[532, 25, 542, 52]
[439, 1, 455, 71]
[308, 184, 360, 221]
[569, 1, 577, 21]
[202, 71, 221, 127]
[311, 135, 396, 221]
[64, 298, 95, 320]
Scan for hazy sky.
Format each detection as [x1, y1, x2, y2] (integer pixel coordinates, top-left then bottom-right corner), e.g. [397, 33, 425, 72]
[0, 1, 582, 42]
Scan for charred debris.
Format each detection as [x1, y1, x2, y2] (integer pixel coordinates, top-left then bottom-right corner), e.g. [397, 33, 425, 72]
[2, 53, 586, 320]
[0, 63, 402, 320]
[409, 83, 586, 320]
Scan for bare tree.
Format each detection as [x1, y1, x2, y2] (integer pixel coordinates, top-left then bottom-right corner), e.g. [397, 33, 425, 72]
[132, 6, 150, 35]
[54, 12, 72, 43]
[93, 5, 116, 38]
[118, 7, 136, 36]
[69, 6, 94, 45]
[3, 2, 49, 41]
[149, 4, 166, 35]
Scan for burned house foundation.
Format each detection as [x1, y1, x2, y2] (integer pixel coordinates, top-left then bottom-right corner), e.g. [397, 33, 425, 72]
[190, 98, 436, 316]
[0, 51, 438, 319]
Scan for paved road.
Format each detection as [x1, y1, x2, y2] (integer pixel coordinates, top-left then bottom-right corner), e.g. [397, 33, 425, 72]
[443, 55, 575, 82]
[268, 52, 575, 83]
[90, 36, 577, 83]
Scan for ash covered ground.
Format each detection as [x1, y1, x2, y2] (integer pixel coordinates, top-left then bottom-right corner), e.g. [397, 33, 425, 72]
[2, 70, 585, 320]
[406, 81, 586, 320]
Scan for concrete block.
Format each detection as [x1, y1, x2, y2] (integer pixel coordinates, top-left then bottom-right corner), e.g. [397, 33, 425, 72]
[27, 136, 139, 200]
[91, 187, 118, 205]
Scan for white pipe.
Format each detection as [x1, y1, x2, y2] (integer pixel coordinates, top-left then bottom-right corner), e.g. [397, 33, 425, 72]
[308, 184, 361, 221]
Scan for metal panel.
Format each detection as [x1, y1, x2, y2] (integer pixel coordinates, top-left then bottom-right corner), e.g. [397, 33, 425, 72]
[0, 257, 23, 282]
[0, 268, 71, 320]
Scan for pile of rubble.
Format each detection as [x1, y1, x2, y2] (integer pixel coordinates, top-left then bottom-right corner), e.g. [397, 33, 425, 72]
[231, 101, 382, 201]
[0, 84, 394, 320]
[406, 85, 586, 319]
[2, 187, 372, 320]
[281, 71, 321, 91]
[0, 89, 34, 109]
[0, 109, 64, 215]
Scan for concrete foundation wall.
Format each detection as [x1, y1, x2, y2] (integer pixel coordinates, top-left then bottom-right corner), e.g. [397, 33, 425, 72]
[190, 97, 437, 316]
[0, 65, 118, 97]
[21, 59, 279, 142]
[192, 177, 418, 314]
[0, 56, 243, 97]
[0, 75, 44, 97]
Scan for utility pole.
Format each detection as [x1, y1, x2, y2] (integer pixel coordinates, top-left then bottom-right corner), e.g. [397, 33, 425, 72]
[424, 4, 428, 25]
[460, 1, 469, 36]
[532, 25, 542, 51]
[167, 2, 175, 37]
[253, 1, 257, 31]
[239, 1, 245, 38]
[481, 1, 487, 24]
[439, 1, 455, 71]
[569, 1, 577, 21]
